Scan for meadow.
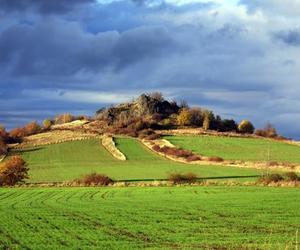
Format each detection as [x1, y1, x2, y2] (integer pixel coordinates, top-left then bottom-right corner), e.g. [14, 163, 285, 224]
[0, 186, 299, 249]
[16, 138, 260, 183]
[166, 135, 300, 163]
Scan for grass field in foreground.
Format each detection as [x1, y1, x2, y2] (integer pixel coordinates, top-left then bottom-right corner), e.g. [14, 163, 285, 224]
[0, 186, 299, 249]
[166, 135, 300, 163]
[16, 138, 260, 183]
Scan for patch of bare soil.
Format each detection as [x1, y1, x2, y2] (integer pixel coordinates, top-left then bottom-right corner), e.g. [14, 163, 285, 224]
[102, 135, 126, 161]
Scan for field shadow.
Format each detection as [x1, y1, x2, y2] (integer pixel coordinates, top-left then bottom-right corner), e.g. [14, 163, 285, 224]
[117, 175, 260, 182]
[9, 147, 44, 154]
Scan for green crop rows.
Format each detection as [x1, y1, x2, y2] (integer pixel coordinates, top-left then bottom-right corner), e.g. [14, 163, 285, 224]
[0, 186, 299, 249]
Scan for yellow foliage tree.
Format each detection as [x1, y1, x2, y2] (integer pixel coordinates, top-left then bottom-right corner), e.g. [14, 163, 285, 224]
[177, 108, 192, 126]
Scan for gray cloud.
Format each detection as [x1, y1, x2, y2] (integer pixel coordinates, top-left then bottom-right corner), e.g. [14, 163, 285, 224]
[275, 28, 300, 46]
[0, 21, 176, 81]
[0, 0, 95, 14]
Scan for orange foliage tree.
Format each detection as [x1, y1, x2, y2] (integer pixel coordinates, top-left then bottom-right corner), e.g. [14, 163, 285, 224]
[0, 156, 29, 186]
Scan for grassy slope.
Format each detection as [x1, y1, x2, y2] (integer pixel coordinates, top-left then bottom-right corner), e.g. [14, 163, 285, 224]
[17, 138, 260, 183]
[0, 186, 299, 249]
[166, 135, 300, 163]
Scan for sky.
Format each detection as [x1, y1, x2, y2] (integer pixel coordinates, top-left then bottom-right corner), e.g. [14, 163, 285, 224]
[0, 0, 300, 139]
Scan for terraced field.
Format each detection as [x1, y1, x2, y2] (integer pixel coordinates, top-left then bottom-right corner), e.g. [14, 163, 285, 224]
[0, 186, 299, 249]
[166, 135, 300, 163]
[15, 138, 260, 183]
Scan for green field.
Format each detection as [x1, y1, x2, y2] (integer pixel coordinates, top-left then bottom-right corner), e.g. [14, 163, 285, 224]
[166, 135, 300, 163]
[16, 138, 260, 183]
[0, 186, 299, 249]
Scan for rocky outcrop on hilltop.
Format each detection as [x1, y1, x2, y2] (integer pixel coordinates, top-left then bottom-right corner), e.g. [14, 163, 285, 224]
[96, 93, 179, 124]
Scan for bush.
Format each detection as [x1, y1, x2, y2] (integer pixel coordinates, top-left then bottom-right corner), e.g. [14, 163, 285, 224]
[152, 145, 161, 151]
[238, 120, 255, 134]
[9, 127, 26, 142]
[0, 156, 29, 186]
[76, 173, 113, 186]
[159, 146, 193, 158]
[138, 129, 156, 139]
[168, 173, 198, 184]
[208, 156, 224, 162]
[255, 123, 278, 138]
[43, 119, 52, 130]
[0, 126, 8, 142]
[0, 139, 7, 155]
[145, 133, 160, 140]
[153, 145, 200, 160]
[285, 172, 299, 181]
[55, 113, 73, 124]
[258, 173, 284, 184]
[186, 155, 201, 162]
[24, 121, 41, 135]
[133, 119, 149, 131]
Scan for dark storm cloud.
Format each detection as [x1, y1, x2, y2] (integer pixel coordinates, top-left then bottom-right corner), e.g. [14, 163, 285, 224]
[0, 0, 95, 14]
[0, 21, 175, 80]
[275, 28, 300, 46]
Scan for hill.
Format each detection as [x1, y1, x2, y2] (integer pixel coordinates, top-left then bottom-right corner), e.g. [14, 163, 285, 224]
[15, 138, 260, 183]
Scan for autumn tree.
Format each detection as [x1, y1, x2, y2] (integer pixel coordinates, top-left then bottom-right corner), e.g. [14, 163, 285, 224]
[202, 110, 214, 130]
[238, 120, 255, 134]
[24, 121, 41, 135]
[43, 119, 52, 130]
[55, 113, 73, 124]
[177, 108, 192, 126]
[9, 127, 26, 142]
[0, 156, 29, 186]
